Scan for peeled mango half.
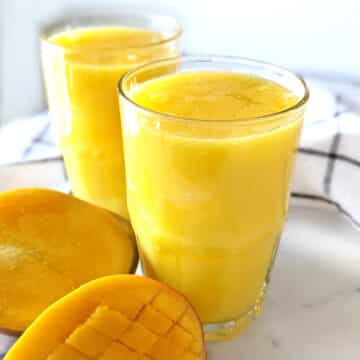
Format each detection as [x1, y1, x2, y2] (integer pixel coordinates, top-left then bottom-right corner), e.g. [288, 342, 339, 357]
[0, 188, 138, 333]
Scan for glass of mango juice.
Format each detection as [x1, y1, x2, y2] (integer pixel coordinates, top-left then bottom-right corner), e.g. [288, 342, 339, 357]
[41, 13, 182, 219]
[119, 56, 309, 341]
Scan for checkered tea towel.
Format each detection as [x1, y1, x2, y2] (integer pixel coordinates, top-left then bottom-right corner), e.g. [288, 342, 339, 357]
[0, 75, 359, 229]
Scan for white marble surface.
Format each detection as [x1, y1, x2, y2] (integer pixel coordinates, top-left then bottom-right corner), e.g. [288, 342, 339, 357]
[208, 206, 360, 359]
[1, 205, 359, 358]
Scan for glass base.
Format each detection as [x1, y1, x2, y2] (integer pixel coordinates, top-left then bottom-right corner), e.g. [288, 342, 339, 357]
[204, 284, 266, 341]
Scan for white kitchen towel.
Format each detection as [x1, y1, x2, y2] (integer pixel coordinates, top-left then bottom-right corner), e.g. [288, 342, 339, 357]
[0, 76, 359, 228]
[293, 112, 360, 228]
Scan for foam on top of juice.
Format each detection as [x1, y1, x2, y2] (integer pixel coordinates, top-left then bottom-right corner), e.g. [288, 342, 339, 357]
[49, 26, 165, 50]
[47, 26, 167, 66]
[131, 72, 299, 120]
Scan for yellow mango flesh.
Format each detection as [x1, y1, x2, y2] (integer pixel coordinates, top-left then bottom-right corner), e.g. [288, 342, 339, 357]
[4, 275, 205, 360]
[0, 189, 138, 333]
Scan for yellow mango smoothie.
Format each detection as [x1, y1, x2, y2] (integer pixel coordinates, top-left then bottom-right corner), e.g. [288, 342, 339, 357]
[120, 58, 308, 340]
[41, 16, 181, 218]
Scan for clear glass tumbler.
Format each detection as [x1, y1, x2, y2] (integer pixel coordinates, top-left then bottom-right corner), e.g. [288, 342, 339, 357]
[119, 56, 309, 340]
[41, 12, 182, 219]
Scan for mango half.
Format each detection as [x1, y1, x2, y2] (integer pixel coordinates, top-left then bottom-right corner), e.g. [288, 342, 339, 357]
[4, 275, 206, 360]
[0, 188, 138, 333]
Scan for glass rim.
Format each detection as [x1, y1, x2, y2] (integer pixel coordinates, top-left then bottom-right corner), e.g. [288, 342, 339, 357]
[119, 55, 310, 125]
[40, 11, 182, 52]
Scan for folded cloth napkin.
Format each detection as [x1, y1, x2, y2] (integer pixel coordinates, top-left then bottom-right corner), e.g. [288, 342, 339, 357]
[291, 75, 360, 228]
[0, 75, 359, 229]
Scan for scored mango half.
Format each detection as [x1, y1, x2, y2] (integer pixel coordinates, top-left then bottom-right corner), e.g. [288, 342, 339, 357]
[4, 275, 206, 360]
[0, 188, 138, 333]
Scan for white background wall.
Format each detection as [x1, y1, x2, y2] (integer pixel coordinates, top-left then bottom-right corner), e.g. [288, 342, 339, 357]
[1, 0, 359, 123]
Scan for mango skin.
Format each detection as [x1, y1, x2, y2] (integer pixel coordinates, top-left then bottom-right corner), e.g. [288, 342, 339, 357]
[0, 188, 138, 333]
[4, 275, 206, 360]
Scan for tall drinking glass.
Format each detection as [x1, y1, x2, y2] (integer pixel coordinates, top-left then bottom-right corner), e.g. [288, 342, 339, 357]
[119, 56, 309, 340]
[41, 12, 181, 218]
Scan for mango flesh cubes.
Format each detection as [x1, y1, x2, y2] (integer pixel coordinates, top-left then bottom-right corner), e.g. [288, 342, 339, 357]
[4, 275, 206, 360]
[0, 188, 138, 333]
